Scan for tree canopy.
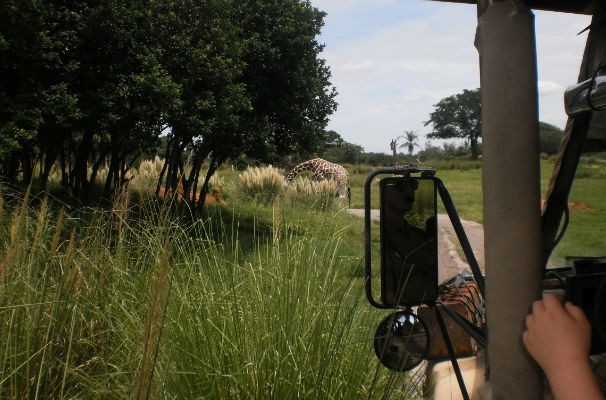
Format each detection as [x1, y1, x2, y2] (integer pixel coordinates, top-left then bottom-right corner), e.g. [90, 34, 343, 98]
[538, 122, 563, 155]
[424, 88, 481, 159]
[319, 130, 363, 164]
[0, 0, 337, 206]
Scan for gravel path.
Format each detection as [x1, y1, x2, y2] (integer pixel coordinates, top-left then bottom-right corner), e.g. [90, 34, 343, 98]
[348, 209, 485, 283]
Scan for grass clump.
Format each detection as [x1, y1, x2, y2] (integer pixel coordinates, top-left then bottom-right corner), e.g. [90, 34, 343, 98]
[284, 176, 341, 211]
[0, 191, 145, 398]
[164, 217, 367, 398]
[130, 156, 165, 193]
[238, 166, 285, 206]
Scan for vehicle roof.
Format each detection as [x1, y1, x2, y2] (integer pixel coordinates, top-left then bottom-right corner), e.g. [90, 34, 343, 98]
[429, 0, 595, 15]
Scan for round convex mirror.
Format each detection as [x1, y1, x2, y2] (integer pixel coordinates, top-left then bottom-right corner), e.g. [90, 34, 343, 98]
[373, 310, 429, 371]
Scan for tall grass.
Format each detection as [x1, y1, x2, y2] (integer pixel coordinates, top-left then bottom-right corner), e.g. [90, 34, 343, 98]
[6, 154, 600, 398]
[284, 176, 341, 211]
[0, 186, 419, 399]
[0, 189, 170, 399]
[238, 166, 285, 206]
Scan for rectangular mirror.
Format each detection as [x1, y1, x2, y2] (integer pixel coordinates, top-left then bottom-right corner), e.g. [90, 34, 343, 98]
[380, 176, 438, 307]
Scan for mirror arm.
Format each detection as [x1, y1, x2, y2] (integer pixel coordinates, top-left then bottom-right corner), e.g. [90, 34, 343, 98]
[435, 178, 486, 297]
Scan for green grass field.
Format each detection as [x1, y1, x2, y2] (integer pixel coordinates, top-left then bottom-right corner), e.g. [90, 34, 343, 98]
[349, 157, 605, 264]
[0, 155, 604, 399]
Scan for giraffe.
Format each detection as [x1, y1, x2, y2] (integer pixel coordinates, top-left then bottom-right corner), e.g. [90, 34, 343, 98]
[284, 158, 350, 200]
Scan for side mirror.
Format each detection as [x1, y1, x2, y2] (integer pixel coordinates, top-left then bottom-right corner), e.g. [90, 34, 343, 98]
[380, 176, 438, 307]
[364, 168, 439, 308]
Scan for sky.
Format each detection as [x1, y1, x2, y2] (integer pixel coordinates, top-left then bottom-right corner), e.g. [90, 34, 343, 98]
[309, 0, 592, 154]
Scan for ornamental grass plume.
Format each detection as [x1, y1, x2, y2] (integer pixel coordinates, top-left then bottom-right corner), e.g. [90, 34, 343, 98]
[238, 165, 284, 206]
[285, 176, 339, 211]
[131, 156, 165, 193]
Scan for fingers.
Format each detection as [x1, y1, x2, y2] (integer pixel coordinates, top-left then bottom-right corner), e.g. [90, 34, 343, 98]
[524, 307, 537, 344]
[542, 293, 563, 309]
[527, 294, 563, 329]
[530, 295, 553, 316]
[530, 294, 566, 318]
[527, 294, 587, 329]
[531, 298, 546, 314]
[564, 301, 589, 325]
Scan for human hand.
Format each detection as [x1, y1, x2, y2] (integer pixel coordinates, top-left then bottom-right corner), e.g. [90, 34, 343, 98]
[522, 293, 592, 377]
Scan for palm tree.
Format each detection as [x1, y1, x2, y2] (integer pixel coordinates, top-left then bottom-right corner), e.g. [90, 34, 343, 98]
[400, 130, 419, 156]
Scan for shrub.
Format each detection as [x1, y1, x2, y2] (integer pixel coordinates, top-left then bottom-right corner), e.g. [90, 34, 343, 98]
[238, 166, 285, 206]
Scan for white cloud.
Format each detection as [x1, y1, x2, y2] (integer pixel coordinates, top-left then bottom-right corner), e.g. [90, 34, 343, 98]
[538, 80, 563, 95]
[340, 60, 375, 72]
[396, 88, 459, 105]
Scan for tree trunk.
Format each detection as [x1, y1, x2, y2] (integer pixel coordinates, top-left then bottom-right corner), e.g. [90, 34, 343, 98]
[470, 136, 479, 159]
[20, 146, 34, 185]
[39, 149, 57, 192]
[72, 130, 95, 198]
[156, 136, 174, 196]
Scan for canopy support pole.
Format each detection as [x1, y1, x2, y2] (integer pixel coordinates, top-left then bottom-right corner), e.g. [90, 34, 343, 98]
[476, 1, 543, 398]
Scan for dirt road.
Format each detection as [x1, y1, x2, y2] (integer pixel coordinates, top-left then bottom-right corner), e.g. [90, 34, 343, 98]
[348, 209, 485, 283]
[435, 214, 485, 282]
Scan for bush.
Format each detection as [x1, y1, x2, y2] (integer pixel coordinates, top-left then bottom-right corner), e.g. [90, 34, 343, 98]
[238, 165, 285, 206]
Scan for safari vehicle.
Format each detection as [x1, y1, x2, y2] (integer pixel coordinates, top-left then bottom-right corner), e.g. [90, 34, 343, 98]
[364, 1, 605, 399]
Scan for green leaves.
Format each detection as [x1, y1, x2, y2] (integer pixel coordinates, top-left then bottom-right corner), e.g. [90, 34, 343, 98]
[424, 88, 482, 159]
[235, 0, 337, 160]
[1, 0, 336, 202]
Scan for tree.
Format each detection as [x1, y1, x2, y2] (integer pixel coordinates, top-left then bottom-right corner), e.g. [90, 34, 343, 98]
[154, 0, 248, 209]
[424, 88, 481, 159]
[317, 130, 364, 164]
[235, 0, 337, 162]
[400, 130, 419, 156]
[322, 142, 363, 164]
[538, 122, 563, 155]
[209, 0, 337, 206]
[72, 0, 180, 198]
[322, 130, 345, 149]
[0, 0, 178, 197]
[358, 152, 393, 166]
[153, 0, 337, 211]
[0, 0, 79, 183]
